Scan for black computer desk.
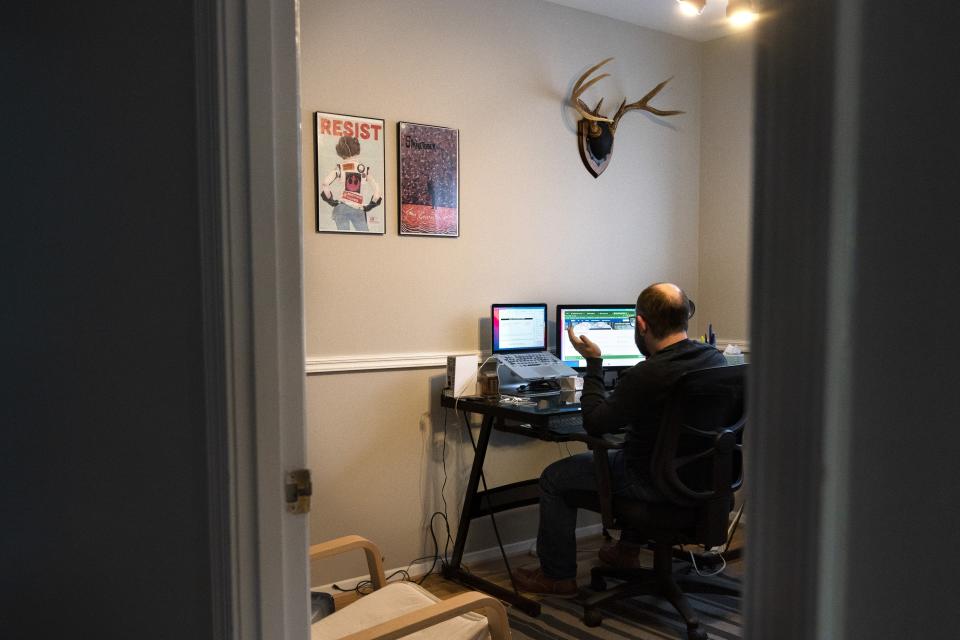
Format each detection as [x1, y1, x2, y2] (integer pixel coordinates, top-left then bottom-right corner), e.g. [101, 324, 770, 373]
[439, 389, 619, 616]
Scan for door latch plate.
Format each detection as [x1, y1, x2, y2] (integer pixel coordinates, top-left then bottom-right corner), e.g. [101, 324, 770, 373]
[285, 469, 312, 514]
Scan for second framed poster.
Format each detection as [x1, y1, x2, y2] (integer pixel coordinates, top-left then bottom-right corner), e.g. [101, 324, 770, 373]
[398, 122, 459, 237]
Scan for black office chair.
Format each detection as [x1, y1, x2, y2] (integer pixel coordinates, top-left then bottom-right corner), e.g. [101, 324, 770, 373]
[565, 364, 746, 640]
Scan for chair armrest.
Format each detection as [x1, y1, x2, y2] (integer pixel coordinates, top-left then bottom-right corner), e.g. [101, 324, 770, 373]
[309, 535, 386, 590]
[593, 448, 615, 530]
[336, 591, 511, 640]
[571, 431, 626, 450]
[577, 437, 619, 531]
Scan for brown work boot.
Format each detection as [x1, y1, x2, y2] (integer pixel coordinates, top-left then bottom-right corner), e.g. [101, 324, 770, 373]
[598, 539, 645, 569]
[513, 566, 578, 597]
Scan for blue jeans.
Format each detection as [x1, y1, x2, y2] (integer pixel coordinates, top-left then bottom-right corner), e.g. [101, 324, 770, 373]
[536, 451, 660, 580]
[332, 203, 368, 231]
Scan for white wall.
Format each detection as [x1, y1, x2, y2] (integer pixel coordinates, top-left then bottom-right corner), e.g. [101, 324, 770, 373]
[698, 32, 755, 344]
[302, 0, 702, 358]
[300, 0, 750, 584]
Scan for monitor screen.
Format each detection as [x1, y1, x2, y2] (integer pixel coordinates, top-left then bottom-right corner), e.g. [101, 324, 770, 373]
[491, 303, 548, 353]
[556, 304, 645, 369]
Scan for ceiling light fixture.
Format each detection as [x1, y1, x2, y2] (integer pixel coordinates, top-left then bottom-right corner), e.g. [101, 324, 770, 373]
[677, 0, 707, 16]
[726, 0, 759, 26]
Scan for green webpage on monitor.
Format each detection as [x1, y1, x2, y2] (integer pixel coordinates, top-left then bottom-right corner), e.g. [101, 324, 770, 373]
[556, 305, 645, 370]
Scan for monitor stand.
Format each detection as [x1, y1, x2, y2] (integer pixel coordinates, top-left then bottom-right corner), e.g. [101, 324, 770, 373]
[603, 369, 621, 390]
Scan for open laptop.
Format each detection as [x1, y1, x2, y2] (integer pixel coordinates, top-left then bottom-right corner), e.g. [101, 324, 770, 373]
[492, 303, 578, 380]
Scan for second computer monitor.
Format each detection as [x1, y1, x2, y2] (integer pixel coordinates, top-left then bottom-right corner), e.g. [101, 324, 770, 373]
[556, 304, 645, 370]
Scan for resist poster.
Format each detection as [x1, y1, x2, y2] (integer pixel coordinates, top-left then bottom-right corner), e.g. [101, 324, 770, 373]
[315, 112, 385, 234]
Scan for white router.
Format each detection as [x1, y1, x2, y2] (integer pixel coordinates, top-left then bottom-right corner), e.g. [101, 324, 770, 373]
[446, 354, 479, 397]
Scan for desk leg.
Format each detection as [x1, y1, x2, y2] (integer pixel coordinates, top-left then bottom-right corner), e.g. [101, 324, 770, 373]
[443, 414, 542, 617]
[448, 414, 493, 571]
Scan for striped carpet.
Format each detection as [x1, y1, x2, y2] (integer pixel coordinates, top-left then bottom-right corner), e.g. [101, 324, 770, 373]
[506, 578, 742, 640]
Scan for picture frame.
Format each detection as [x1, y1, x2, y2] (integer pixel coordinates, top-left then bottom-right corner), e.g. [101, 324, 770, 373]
[397, 121, 459, 237]
[315, 111, 386, 234]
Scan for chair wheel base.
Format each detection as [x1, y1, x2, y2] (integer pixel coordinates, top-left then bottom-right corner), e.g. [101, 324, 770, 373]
[590, 575, 607, 591]
[583, 608, 603, 627]
[687, 625, 708, 640]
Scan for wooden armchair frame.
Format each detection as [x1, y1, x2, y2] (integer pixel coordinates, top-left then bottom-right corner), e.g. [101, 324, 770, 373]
[309, 535, 511, 640]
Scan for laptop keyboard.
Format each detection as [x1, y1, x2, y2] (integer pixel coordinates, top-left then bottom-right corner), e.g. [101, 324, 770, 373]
[501, 352, 556, 366]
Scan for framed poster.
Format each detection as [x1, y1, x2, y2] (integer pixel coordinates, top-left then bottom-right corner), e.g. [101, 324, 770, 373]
[398, 121, 459, 237]
[315, 112, 385, 234]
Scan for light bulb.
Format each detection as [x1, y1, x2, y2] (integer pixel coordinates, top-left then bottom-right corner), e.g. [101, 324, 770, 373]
[726, 0, 758, 26]
[729, 9, 758, 26]
[677, 0, 706, 17]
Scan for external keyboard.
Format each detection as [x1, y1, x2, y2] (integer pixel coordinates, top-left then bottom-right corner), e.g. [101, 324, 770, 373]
[512, 414, 583, 434]
[548, 414, 584, 433]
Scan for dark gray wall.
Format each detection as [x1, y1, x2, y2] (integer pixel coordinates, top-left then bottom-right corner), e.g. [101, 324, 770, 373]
[748, 1, 960, 638]
[847, 3, 960, 637]
[2, 3, 215, 637]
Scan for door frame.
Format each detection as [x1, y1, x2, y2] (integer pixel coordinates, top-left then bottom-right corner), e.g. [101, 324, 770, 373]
[197, 0, 309, 638]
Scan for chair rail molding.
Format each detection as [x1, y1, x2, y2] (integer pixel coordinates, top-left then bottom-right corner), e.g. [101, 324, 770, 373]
[306, 351, 480, 374]
[305, 341, 749, 374]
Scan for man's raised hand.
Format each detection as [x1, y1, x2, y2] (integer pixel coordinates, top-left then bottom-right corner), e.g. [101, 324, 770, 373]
[567, 325, 602, 359]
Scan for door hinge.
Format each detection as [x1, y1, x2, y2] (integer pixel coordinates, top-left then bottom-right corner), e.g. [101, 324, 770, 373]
[285, 469, 312, 514]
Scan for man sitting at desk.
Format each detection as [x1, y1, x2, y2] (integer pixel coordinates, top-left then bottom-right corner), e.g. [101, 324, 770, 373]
[514, 282, 725, 596]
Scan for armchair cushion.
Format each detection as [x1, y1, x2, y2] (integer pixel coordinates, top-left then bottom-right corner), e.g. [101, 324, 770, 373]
[311, 582, 489, 640]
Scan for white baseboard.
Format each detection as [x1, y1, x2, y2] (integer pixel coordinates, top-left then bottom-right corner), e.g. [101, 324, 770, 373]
[314, 523, 604, 593]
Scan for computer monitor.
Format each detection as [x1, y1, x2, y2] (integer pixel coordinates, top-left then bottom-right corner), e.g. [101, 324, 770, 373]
[491, 303, 548, 353]
[556, 304, 645, 370]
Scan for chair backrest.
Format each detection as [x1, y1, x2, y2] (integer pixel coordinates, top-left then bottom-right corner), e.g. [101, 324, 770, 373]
[650, 364, 746, 544]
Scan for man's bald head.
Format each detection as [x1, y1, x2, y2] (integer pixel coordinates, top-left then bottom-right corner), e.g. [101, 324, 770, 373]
[635, 283, 694, 339]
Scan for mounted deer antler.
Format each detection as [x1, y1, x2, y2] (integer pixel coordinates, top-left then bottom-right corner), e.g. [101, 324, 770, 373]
[570, 57, 684, 177]
[571, 57, 616, 133]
